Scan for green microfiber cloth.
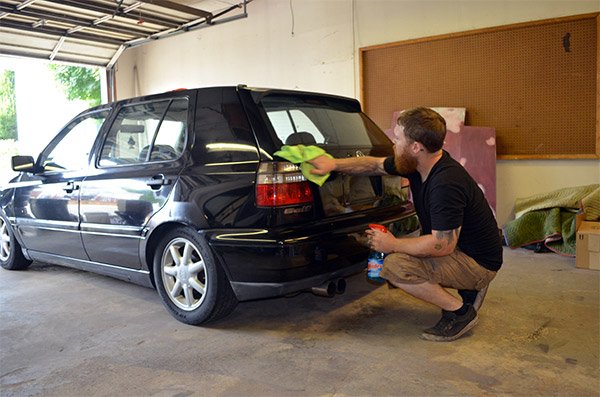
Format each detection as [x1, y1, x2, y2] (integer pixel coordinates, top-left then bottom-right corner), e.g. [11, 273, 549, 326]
[273, 144, 332, 186]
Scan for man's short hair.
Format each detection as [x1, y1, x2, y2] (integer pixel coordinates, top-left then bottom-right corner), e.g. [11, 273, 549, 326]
[397, 107, 446, 152]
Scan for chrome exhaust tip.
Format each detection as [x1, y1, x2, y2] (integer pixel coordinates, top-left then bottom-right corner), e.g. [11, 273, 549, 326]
[311, 281, 336, 297]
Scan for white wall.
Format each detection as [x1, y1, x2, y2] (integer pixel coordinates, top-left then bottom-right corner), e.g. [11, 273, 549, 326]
[116, 0, 355, 98]
[115, 0, 600, 226]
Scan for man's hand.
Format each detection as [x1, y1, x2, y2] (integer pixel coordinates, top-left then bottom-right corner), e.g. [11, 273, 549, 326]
[365, 227, 397, 254]
[365, 226, 461, 257]
[308, 155, 336, 175]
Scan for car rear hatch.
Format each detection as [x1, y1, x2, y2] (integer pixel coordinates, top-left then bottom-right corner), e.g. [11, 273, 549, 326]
[243, 87, 415, 233]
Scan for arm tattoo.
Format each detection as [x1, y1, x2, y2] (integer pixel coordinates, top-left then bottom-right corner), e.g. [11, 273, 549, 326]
[336, 157, 387, 175]
[434, 228, 460, 250]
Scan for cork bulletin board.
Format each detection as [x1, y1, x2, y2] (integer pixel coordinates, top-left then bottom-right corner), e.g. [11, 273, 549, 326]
[360, 13, 599, 159]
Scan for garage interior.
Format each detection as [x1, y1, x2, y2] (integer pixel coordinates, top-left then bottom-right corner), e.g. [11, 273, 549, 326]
[1, 0, 599, 396]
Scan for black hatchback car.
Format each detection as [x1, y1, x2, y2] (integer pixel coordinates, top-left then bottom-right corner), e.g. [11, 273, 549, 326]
[0, 85, 415, 325]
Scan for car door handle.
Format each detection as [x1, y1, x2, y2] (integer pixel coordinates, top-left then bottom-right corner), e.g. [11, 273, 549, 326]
[146, 175, 171, 189]
[62, 182, 80, 193]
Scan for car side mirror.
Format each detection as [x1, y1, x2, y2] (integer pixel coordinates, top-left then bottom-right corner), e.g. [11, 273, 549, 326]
[11, 155, 39, 173]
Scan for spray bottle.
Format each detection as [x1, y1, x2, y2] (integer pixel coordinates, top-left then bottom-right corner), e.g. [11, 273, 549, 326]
[366, 224, 387, 283]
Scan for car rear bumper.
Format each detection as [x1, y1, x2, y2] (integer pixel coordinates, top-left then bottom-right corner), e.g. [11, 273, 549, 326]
[229, 261, 365, 301]
[206, 227, 370, 301]
[204, 207, 416, 301]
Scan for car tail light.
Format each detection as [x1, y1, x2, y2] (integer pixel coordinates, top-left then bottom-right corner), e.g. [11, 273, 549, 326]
[256, 162, 314, 207]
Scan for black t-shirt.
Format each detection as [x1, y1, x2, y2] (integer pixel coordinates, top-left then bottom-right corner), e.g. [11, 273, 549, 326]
[384, 151, 502, 271]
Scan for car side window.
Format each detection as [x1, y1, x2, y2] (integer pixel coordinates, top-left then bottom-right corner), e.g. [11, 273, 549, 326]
[40, 110, 109, 172]
[194, 88, 258, 165]
[99, 98, 188, 167]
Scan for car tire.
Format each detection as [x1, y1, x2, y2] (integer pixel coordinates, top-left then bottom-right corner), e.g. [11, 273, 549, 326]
[0, 212, 32, 271]
[153, 227, 238, 325]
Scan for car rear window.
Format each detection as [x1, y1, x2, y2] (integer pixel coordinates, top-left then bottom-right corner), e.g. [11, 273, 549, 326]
[260, 94, 390, 150]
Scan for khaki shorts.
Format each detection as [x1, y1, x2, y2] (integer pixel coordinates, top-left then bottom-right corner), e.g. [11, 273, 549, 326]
[379, 250, 496, 291]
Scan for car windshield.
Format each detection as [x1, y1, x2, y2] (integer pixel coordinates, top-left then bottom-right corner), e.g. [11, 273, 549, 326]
[39, 109, 110, 172]
[260, 94, 390, 149]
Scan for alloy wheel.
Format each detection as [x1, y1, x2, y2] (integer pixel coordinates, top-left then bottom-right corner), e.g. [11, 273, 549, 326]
[0, 217, 10, 262]
[161, 237, 207, 311]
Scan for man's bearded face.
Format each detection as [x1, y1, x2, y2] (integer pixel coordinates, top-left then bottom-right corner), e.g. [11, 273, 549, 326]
[392, 124, 418, 174]
[394, 143, 418, 174]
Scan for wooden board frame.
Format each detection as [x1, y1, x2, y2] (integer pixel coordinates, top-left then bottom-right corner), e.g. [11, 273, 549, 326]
[359, 13, 600, 160]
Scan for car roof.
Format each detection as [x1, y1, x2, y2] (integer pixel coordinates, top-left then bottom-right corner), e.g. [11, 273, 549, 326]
[80, 84, 361, 115]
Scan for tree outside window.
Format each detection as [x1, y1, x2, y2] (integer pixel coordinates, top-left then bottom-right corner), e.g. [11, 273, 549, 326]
[48, 64, 101, 107]
[0, 70, 17, 140]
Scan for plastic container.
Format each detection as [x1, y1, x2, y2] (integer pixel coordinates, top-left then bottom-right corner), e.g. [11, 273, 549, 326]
[367, 224, 387, 283]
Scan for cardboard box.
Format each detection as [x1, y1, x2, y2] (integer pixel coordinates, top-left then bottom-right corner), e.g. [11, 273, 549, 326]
[575, 212, 585, 232]
[576, 221, 600, 270]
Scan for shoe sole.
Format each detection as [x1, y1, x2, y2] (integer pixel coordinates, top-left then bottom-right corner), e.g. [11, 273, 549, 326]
[473, 286, 488, 311]
[420, 315, 479, 342]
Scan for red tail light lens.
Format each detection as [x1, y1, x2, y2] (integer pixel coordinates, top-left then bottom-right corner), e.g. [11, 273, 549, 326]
[256, 182, 313, 206]
[256, 162, 314, 207]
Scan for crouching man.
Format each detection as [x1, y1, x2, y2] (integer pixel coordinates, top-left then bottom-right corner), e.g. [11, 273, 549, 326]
[309, 107, 502, 341]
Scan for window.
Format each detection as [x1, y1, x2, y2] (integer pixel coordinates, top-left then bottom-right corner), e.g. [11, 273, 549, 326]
[99, 98, 188, 167]
[194, 89, 258, 166]
[261, 95, 389, 149]
[266, 110, 325, 144]
[40, 110, 109, 172]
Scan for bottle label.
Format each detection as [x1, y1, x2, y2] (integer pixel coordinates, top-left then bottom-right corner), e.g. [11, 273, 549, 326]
[367, 257, 383, 279]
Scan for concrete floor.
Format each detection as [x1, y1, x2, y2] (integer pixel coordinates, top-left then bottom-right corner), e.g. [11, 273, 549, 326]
[0, 247, 598, 396]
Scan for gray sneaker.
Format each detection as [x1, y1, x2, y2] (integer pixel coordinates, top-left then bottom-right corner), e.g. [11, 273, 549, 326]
[421, 306, 478, 342]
